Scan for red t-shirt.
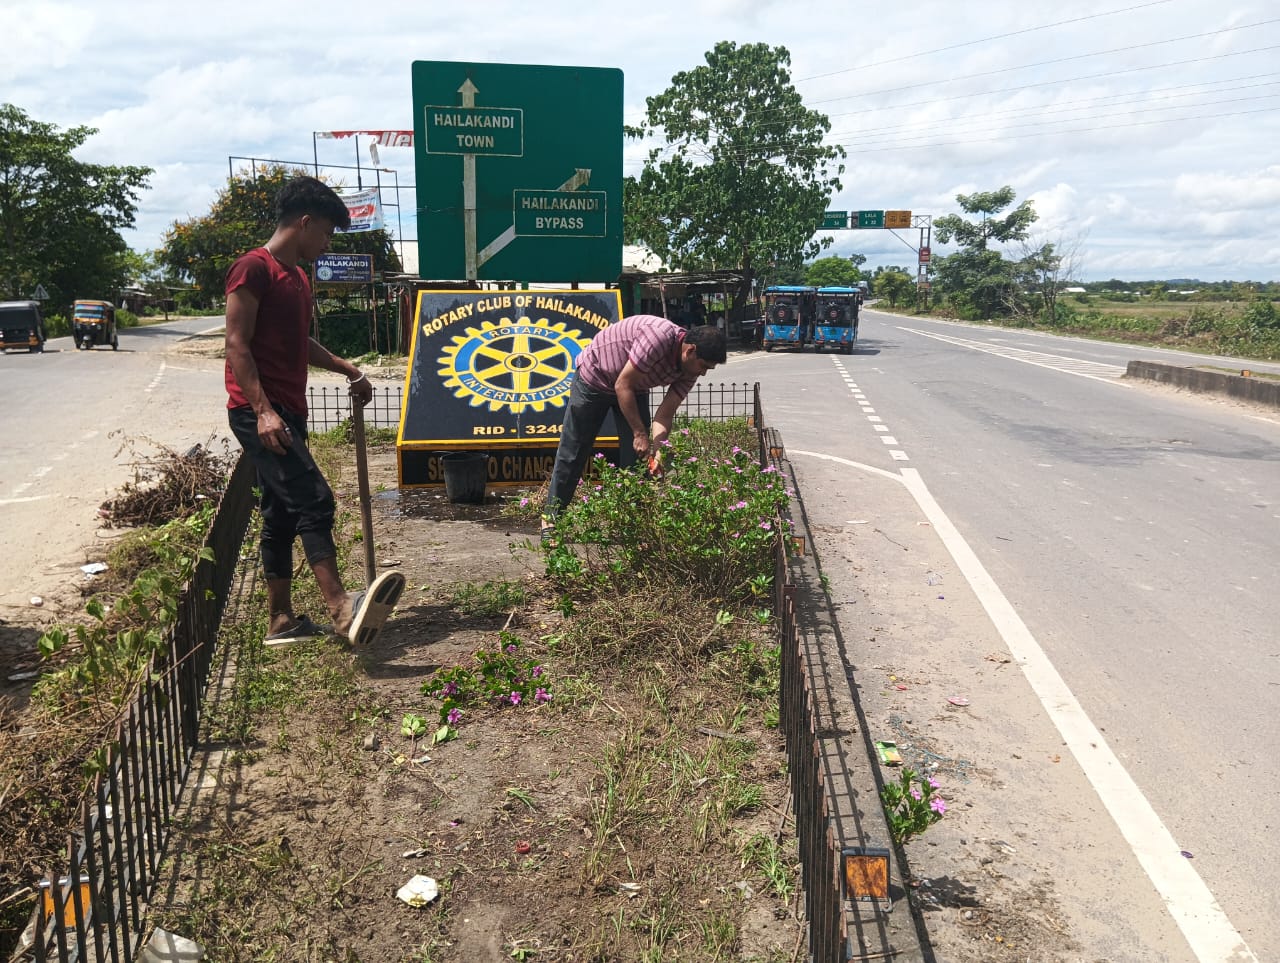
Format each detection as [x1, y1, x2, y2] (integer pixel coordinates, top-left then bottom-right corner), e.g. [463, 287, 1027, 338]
[224, 248, 312, 415]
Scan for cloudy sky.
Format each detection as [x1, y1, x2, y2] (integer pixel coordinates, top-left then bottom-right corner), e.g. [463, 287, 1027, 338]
[4, 0, 1277, 281]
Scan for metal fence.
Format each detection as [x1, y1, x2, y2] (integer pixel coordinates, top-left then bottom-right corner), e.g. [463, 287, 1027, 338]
[305, 381, 761, 435]
[18, 455, 257, 963]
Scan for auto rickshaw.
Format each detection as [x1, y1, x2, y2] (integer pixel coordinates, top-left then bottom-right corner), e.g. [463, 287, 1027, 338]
[0, 300, 46, 353]
[759, 285, 815, 351]
[812, 286, 860, 354]
[72, 300, 119, 350]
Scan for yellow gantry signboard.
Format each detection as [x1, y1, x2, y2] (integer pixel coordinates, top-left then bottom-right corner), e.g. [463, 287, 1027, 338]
[396, 289, 623, 487]
[884, 210, 912, 229]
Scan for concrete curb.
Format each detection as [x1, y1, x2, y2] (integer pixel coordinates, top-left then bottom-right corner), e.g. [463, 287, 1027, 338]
[1125, 360, 1280, 408]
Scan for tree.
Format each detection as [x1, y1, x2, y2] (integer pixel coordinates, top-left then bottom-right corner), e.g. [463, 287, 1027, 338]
[932, 186, 1037, 319]
[624, 41, 845, 320]
[161, 165, 401, 309]
[0, 104, 151, 314]
[874, 270, 914, 308]
[847, 253, 867, 270]
[1011, 231, 1086, 324]
[805, 256, 860, 288]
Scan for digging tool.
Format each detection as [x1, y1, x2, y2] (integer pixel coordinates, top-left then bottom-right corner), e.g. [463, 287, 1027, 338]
[350, 396, 378, 587]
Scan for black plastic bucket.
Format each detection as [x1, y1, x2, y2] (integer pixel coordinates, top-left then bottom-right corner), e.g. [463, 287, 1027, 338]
[441, 452, 489, 504]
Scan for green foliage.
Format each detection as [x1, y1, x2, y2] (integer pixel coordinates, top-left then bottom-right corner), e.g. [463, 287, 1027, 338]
[423, 631, 552, 741]
[805, 256, 860, 288]
[37, 509, 216, 708]
[933, 186, 1037, 319]
[448, 579, 528, 617]
[625, 41, 845, 318]
[873, 270, 914, 308]
[0, 103, 152, 313]
[544, 422, 791, 602]
[881, 768, 947, 845]
[160, 165, 401, 309]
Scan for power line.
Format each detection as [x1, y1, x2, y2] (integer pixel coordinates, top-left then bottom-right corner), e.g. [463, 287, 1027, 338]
[805, 19, 1280, 107]
[621, 44, 1280, 168]
[794, 0, 1177, 82]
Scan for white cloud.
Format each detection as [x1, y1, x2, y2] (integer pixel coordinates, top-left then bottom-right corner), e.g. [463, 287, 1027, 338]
[6, 0, 1279, 280]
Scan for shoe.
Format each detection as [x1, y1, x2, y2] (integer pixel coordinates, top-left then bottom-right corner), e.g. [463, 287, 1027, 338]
[346, 571, 407, 646]
[540, 515, 558, 547]
[265, 614, 329, 647]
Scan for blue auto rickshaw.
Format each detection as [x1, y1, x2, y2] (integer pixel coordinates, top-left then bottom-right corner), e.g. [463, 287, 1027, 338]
[760, 286, 815, 351]
[813, 286, 860, 354]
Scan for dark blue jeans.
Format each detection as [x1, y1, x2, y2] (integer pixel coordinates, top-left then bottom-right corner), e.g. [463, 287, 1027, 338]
[546, 376, 649, 514]
[229, 405, 337, 579]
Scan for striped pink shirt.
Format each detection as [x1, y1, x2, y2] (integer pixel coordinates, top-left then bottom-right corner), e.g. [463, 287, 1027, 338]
[575, 315, 696, 400]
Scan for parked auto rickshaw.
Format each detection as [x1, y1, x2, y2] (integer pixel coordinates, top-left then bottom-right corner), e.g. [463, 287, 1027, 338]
[0, 300, 46, 353]
[72, 300, 119, 350]
[812, 286, 860, 354]
[760, 285, 815, 351]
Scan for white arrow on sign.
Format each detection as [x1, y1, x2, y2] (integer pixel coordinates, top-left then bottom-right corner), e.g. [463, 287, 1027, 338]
[476, 168, 592, 270]
[460, 77, 480, 279]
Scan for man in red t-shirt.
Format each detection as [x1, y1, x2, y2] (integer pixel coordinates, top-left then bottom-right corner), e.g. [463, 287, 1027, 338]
[224, 175, 404, 646]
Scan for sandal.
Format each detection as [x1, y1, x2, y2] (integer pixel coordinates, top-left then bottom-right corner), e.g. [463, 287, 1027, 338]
[346, 571, 407, 646]
[264, 614, 328, 647]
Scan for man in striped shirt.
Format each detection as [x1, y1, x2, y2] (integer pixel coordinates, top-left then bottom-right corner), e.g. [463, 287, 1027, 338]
[545, 315, 727, 527]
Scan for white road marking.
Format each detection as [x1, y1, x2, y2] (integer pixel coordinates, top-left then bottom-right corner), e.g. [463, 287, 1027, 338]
[867, 415, 882, 423]
[0, 495, 51, 506]
[791, 448, 1258, 963]
[897, 326, 1130, 384]
[889, 450, 910, 461]
[874, 425, 890, 432]
[881, 436, 898, 445]
[145, 360, 167, 393]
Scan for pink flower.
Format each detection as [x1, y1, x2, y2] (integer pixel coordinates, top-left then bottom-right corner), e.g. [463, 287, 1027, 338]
[519, 497, 529, 507]
[927, 777, 940, 789]
[733, 500, 748, 510]
[447, 708, 461, 725]
[532, 665, 544, 678]
[535, 687, 551, 703]
[758, 521, 772, 531]
[508, 691, 522, 706]
[930, 797, 947, 815]
[909, 787, 922, 801]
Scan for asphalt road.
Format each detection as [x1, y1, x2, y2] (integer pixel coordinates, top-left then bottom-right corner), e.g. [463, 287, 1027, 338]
[722, 309, 1278, 961]
[0, 319, 233, 615]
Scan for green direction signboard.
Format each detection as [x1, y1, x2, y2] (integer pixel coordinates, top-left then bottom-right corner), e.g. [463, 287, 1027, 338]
[821, 210, 848, 230]
[856, 210, 885, 229]
[413, 60, 623, 283]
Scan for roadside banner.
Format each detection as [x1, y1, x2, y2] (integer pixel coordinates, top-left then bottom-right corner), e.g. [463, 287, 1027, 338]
[340, 188, 384, 232]
[317, 130, 414, 147]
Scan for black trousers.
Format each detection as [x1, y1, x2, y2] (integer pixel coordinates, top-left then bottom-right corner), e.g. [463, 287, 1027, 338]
[228, 405, 337, 580]
[546, 376, 649, 514]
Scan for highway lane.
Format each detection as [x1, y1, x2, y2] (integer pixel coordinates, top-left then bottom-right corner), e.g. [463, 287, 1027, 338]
[723, 311, 1278, 961]
[0, 320, 231, 616]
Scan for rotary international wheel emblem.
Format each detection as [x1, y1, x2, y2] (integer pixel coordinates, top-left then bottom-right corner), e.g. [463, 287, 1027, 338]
[437, 318, 590, 413]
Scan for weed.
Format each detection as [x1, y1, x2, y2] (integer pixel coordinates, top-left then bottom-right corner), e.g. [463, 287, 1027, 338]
[423, 631, 552, 741]
[881, 768, 947, 845]
[447, 578, 528, 617]
[740, 832, 797, 903]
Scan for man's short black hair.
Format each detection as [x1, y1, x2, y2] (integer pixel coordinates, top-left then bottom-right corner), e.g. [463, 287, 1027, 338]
[685, 325, 727, 365]
[275, 176, 351, 231]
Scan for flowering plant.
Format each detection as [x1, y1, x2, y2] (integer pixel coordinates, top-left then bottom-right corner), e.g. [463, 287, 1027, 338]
[547, 421, 791, 601]
[880, 768, 947, 845]
[423, 631, 551, 743]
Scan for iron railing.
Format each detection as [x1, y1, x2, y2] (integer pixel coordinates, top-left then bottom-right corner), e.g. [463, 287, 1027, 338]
[305, 381, 760, 435]
[17, 455, 256, 963]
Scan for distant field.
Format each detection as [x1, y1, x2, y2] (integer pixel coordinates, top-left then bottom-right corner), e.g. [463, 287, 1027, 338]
[1075, 299, 1241, 319]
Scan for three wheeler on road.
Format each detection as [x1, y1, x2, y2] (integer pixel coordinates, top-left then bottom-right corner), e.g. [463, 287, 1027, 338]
[0, 300, 47, 353]
[760, 285, 815, 351]
[72, 300, 119, 350]
[812, 286, 860, 354]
